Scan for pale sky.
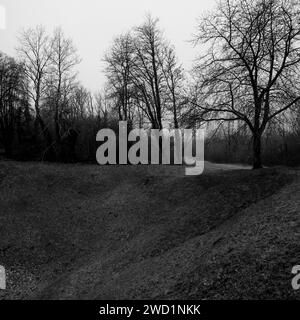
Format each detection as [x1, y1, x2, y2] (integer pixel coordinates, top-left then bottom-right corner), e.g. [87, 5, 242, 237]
[0, 0, 215, 92]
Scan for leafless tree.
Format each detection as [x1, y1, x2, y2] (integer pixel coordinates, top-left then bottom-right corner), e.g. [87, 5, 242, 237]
[17, 25, 52, 145]
[93, 91, 106, 120]
[104, 33, 134, 121]
[131, 15, 167, 129]
[159, 45, 184, 128]
[69, 84, 93, 119]
[0, 53, 28, 156]
[48, 27, 80, 145]
[103, 16, 185, 129]
[191, 0, 300, 168]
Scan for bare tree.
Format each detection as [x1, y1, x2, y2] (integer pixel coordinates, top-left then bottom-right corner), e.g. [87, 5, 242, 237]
[93, 91, 107, 120]
[103, 16, 185, 129]
[104, 33, 134, 121]
[17, 25, 52, 146]
[131, 15, 166, 129]
[48, 27, 80, 145]
[69, 84, 93, 119]
[191, 0, 300, 168]
[0, 53, 27, 156]
[159, 45, 184, 128]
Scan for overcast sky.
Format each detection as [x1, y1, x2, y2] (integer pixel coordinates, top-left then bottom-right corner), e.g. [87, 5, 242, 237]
[0, 0, 215, 92]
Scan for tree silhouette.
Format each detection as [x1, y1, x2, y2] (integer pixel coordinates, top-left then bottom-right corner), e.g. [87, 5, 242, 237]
[191, 0, 300, 168]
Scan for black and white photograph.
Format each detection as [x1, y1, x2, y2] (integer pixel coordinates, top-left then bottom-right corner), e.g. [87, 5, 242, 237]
[0, 0, 300, 313]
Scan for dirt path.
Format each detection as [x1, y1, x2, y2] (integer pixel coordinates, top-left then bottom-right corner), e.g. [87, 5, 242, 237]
[204, 161, 251, 172]
[140, 161, 251, 177]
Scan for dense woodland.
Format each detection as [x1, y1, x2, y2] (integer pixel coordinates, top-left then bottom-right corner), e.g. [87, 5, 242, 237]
[2, 0, 300, 168]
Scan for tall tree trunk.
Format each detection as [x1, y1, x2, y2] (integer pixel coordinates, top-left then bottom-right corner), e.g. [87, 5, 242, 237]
[172, 97, 179, 129]
[151, 46, 162, 130]
[253, 132, 262, 169]
[34, 84, 55, 160]
[35, 111, 55, 161]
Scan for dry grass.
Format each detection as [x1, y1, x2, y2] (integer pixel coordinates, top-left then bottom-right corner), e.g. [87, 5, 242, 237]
[0, 160, 299, 299]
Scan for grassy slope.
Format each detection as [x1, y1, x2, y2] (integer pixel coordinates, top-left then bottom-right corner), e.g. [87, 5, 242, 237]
[0, 160, 299, 299]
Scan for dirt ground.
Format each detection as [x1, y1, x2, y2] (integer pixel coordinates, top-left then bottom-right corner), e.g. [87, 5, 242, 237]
[0, 160, 299, 299]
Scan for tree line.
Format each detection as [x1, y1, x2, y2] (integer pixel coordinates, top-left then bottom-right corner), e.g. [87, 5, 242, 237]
[1, 0, 300, 168]
[1, 26, 107, 161]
